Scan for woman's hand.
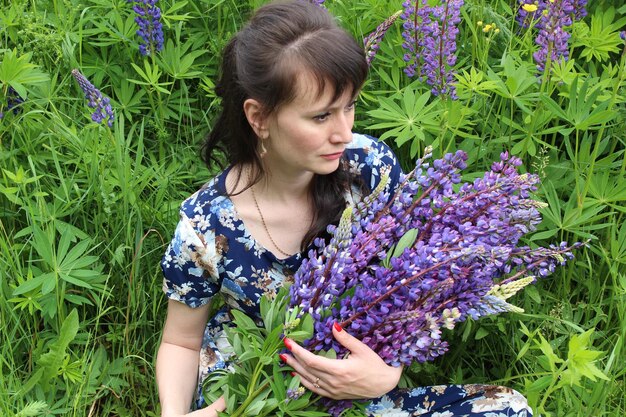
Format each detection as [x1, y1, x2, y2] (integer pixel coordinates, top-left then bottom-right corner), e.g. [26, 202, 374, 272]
[280, 323, 402, 400]
[162, 396, 226, 417]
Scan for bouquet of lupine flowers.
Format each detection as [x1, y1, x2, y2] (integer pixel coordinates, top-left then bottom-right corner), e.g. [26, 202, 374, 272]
[205, 150, 580, 417]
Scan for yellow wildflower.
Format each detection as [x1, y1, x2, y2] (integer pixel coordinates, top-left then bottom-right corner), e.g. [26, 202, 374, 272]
[522, 4, 538, 12]
[482, 24, 493, 33]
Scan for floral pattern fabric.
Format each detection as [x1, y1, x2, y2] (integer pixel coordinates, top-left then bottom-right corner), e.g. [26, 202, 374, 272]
[367, 384, 532, 416]
[161, 133, 532, 415]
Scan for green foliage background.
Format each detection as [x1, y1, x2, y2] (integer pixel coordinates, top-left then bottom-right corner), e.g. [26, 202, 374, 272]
[0, 0, 625, 415]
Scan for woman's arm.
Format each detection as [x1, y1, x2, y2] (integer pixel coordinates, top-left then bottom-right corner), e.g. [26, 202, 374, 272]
[156, 299, 226, 416]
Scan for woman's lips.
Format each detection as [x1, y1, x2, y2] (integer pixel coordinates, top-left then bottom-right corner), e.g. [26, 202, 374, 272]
[321, 152, 344, 160]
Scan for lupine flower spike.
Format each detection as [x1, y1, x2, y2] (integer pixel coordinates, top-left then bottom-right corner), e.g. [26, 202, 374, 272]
[401, 0, 464, 98]
[363, 11, 402, 67]
[517, 0, 588, 73]
[401, 0, 433, 80]
[430, 0, 464, 98]
[286, 386, 306, 402]
[129, 0, 164, 56]
[71, 69, 115, 127]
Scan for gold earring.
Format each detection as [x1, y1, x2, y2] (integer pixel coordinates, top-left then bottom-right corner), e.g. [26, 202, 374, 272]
[259, 138, 267, 158]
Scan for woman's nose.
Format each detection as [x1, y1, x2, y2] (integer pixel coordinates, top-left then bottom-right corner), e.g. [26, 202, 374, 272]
[330, 113, 353, 143]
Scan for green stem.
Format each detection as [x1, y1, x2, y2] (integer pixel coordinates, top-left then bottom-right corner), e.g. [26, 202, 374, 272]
[537, 359, 569, 413]
[150, 53, 166, 132]
[443, 91, 473, 155]
[492, 370, 559, 382]
[240, 338, 284, 414]
[231, 379, 272, 417]
[248, 357, 265, 397]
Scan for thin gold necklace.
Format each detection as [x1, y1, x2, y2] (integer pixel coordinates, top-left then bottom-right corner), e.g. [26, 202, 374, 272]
[250, 182, 293, 258]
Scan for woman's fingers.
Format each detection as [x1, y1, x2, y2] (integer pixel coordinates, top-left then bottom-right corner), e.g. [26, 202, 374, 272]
[296, 371, 334, 398]
[184, 396, 226, 416]
[281, 337, 344, 395]
[329, 322, 367, 355]
[203, 396, 226, 415]
[282, 337, 335, 377]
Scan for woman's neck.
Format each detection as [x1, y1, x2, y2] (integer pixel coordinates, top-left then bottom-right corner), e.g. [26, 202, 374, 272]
[226, 162, 315, 257]
[257, 171, 313, 203]
[229, 163, 313, 203]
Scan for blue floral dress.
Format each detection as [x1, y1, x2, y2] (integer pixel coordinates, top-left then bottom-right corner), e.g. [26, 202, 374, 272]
[161, 133, 533, 416]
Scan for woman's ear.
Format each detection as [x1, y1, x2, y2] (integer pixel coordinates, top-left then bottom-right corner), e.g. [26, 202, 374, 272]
[243, 98, 268, 139]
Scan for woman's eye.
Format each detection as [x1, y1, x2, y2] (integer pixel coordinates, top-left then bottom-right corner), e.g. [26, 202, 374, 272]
[346, 100, 357, 110]
[313, 112, 331, 122]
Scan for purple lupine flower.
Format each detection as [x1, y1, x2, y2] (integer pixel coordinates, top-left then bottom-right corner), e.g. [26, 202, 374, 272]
[363, 11, 402, 67]
[1, 86, 25, 118]
[425, 0, 463, 98]
[401, 0, 433, 79]
[129, 0, 164, 56]
[571, 0, 588, 20]
[288, 150, 581, 416]
[620, 31, 626, 41]
[516, 1, 546, 29]
[286, 386, 305, 401]
[401, 0, 464, 98]
[71, 69, 115, 127]
[517, 0, 588, 73]
[533, 1, 572, 72]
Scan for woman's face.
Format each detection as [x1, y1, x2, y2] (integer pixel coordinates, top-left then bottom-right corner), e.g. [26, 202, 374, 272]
[262, 73, 357, 178]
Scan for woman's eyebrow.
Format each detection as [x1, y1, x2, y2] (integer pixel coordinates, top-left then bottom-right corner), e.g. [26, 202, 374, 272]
[310, 94, 358, 113]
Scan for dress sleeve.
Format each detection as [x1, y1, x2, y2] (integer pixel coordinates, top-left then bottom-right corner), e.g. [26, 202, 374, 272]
[346, 133, 404, 195]
[161, 206, 223, 308]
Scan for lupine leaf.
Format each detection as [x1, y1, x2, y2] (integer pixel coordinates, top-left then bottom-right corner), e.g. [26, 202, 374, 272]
[35, 309, 80, 389]
[566, 330, 609, 383]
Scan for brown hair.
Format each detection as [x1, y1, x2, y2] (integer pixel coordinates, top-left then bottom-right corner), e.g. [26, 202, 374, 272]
[201, 0, 368, 249]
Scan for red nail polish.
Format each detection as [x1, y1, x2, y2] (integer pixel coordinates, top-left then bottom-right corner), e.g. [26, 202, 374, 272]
[333, 322, 343, 332]
[291, 371, 297, 377]
[279, 353, 288, 363]
[283, 338, 293, 351]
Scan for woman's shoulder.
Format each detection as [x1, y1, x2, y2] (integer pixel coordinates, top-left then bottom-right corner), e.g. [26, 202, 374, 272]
[344, 132, 403, 190]
[346, 132, 396, 157]
[179, 171, 232, 219]
[162, 172, 232, 309]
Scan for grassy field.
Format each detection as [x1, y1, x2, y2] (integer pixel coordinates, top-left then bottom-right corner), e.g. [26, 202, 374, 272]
[1, 0, 625, 416]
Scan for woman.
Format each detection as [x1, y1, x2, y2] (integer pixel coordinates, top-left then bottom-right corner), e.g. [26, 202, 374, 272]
[156, 1, 532, 416]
